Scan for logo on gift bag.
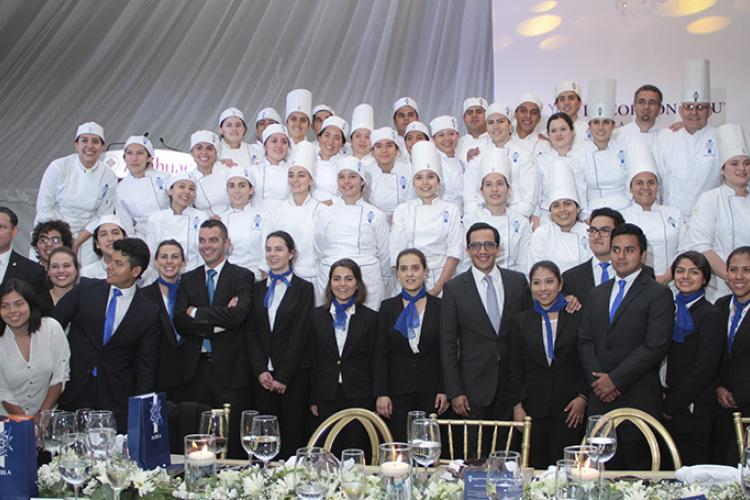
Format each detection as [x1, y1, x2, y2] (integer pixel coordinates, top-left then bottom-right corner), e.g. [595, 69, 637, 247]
[0, 423, 13, 471]
[149, 394, 163, 439]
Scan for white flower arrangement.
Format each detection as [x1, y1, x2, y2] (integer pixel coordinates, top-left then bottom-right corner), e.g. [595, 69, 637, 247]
[526, 476, 746, 499]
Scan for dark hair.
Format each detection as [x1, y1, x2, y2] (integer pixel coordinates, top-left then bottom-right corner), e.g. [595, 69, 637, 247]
[266, 231, 296, 253]
[396, 248, 428, 270]
[610, 223, 647, 253]
[0, 279, 42, 336]
[0, 207, 18, 227]
[671, 251, 711, 287]
[112, 238, 150, 279]
[31, 220, 74, 257]
[634, 84, 663, 106]
[466, 222, 500, 246]
[546, 112, 575, 133]
[590, 207, 625, 227]
[156, 239, 185, 262]
[92, 220, 127, 257]
[200, 219, 229, 240]
[555, 91, 581, 104]
[529, 260, 562, 283]
[324, 258, 367, 308]
[48, 246, 80, 271]
[727, 246, 750, 267]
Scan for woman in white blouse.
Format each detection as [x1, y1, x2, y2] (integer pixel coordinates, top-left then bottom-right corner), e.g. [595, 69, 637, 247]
[221, 168, 265, 278]
[251, 124, 291, 206]
[0, 279, 69, 419]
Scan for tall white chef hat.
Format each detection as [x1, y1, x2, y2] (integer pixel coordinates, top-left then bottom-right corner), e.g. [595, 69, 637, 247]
[547, 160, 580, 206]
[624, 141, 659, 186]
[480, 147, 512, 186]
[463, 97, 488, 114]
[219, 107, 245, 127]
[288, 140, 317, 177]
[404, 121, 431, 140]
[429, 115, 459, 136]
[371, 127, 399, 146]
[256, 107, 281, 124]
[190, 130, 222, 157]
[410, 141, 443, 180]
[392, 96, 419, 116]
[587, 77, 617, 121]
[262, 124, 289, 144]
[486, 102, 513, 120]
[319, 116, 349, 138]
[350, 103, 374, 135]
[124, 135, 155, 157]
[718, 123, 750, 166]
[285, 89, 313, 121]
[76, 122, 105, 142]
[682, 59, 711, 103]
[555, 80, 582, 99]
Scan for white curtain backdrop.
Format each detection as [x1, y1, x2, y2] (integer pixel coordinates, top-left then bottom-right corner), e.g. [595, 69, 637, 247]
[0, 0, 493, 250]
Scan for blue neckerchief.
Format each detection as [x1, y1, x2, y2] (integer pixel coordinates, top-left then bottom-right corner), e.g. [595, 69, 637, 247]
[394, 287, 427, 340]
[264, 268, 293, 309]
[532, 294, 567, 363]
[332, 296, 356, 329]
[157, 277, 179, 320]
[673, 290, 704, 343]
[728, 295, 750, 352]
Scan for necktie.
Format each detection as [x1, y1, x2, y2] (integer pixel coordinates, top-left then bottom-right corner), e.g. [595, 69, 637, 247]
[94, 288, 122, 377]
[332, 296, 356, 329]
[598, 262, 610, 284]
[728, 296, 750, 352]
[264, 269, 293, 309]
[484, 275, 501, 334]
[394, 287, 427, 340]
[609, 280, 627, 323]
[673, 290, 704, 343]
[533, 294, 567, 364]
[157, 277, 182, 344]
[203, 269, 217, 353]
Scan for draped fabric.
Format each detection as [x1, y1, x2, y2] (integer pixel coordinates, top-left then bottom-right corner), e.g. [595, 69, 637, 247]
[0, 0, 493, 251]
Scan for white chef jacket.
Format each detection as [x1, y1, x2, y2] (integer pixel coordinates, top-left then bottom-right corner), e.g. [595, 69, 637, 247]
[621, 202, 683, 277]
[682, 184, 750, 301]
[313, 198, 390, 311]
[437, 152, 465, 213]
[189, 163, 231, 216]
[457, 132, 490, 163]
[311, 154, 345, 202]
[462, 207, 531, 273]
[614, 121, 662, 149]
[247, 141, 264, 166]
[250, 158, 290, 203]
[220, 140, 256, 170]
[572, 117, 592, 149]
[390, 197, 464, 290]
[145, 207, 208, 272]
[363, 160, 415, 220]
[654, 126, 722, 218]
[512, 131, 551, 164]
[574, 139, 630, 216]
[533, 151, 588, 218]
[222, 205, 266, 278]
[528, 221, 591, 273]
[115, 168, 171, 240]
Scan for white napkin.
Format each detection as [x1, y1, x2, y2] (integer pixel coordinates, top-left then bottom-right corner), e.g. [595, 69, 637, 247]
[675, 464, 741, 484]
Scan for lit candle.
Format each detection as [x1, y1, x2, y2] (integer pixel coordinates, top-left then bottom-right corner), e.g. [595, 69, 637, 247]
[570, 466, 599, 482]
[187, 444, 216, 466]
[381, 458, 410, 478]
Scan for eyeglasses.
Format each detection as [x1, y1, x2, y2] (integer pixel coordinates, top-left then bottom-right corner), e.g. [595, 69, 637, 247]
[586, 227, 613, 236]
[38, 236, 62, 245]
[468, 241, 498, 251]
[681, 103, 710, 112]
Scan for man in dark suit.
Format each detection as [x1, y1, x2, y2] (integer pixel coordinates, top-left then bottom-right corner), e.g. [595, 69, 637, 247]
[0, 207, 47, 293]
[441, 222, 531, 427]
[577, 223, 674, 469]
[174, 220, 253, 458]
[53, 238, 160, 432]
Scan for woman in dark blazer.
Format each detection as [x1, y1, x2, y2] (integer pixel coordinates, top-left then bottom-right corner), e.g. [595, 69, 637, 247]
[309, 258, 377, 455]
[374, 248, 448, 442]
[510, 260, 586, 469]
[662, 251, 722, 466]
[247, 231, 314, 460]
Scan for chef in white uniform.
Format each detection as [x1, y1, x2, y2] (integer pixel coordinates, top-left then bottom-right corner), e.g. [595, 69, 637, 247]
[392, 97, 419, 160]
[363, 127, 414, 221]
[390, 141, 463, 296]
[286, 89, 313, 147]
[218, 107, 254, 169]
[221, 167, 265, 279]
[614, 84, 664, 148]
[312, 116, 348, 203]
[429, 115, 465, 211]
[115, 135, 170, 241]
[456, 97, 490, 162]
[463, 102, 541, 218]
[621, 142, 683, 284]
[463, 147, 531, 273]
[251, 123, 290, 206]
[79, 213, 129, 279]
[575, 77, 629, 216]
[350, 103, 375, 166]
[187, 130, 230, 216]
[512, 94, 551, 166]
[312, 104, 335, 138]
[654, 59, 721, 219]
[529, 161, 591, 273]
[554, 80, 590, 147]
[682, 123, 750, 302]
[403, 121, 431, 158]
[35, 122, 117, 267]
[146, 172, 208, 272]
[314, 157, 390, 311]
[248, 107, 281, 164]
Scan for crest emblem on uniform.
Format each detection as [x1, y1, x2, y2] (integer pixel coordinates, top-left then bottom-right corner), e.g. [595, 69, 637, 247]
[582, 236, 589, 249]
[367, 211, 374, 223]
[667, 216, 676, 228]
[193, 217, 200, 230]
[706, 139, 714, 156]
[512, 220, 520, 234]
[156, 177, 164, 190]
[442, 210, 449, 223]
[511, 152, 520, 164]
[400, 176, 407, 189]
[254, 214, 262, 229]
[618, 150, 626, 167]
[693, 91, 700, 102]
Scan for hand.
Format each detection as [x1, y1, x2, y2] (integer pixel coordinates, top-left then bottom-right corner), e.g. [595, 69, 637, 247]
[513, 403, 527, 423]
[321, 199, 334, 207]
[434, 393, 449, 415]
[564, 396, 587, 428]
[451, 395, 471, 417]
[258, 372, 275, 391]
[717, 387, 738, 409]
[591, 372, 618, 401]
[669, 121, 684, 132]
[376, 396, 393, 418]
[655, 272, 672, 285]
[466, 147, 480, 162]
[310, 405, 319, 417]
[186, 306, 197, 316]
[538, 133, 550, 142]
[228, 296, 239, 308]
[220, 159, 238, 167]
[564, 294, 582, 313]
[530, 215, 541, 231]
[428, 284, 443, 297]
[272, 381, 287, 394]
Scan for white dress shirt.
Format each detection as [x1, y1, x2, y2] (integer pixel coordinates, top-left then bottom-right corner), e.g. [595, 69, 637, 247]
[608, 268, 643, 311]
[108, 284, 137, 334]
[329, 302, 356, 383]
[0, 249, 10, 283]
[265, 275, 289, 371]
[541, 317, 558, 366]
[471, 265, 504, 328]
[590, 258, 612, 286]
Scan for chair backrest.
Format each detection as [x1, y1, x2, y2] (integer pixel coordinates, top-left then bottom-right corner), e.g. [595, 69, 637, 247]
[732, 412, 750, 462]
[307, 408, 394, 465]
[429, 414, 532, 466]
[594, 408, 681, 471]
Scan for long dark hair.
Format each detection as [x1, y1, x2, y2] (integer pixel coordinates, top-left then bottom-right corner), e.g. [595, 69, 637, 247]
[0, 279, 42, 336]
[324, 258, 368, 308]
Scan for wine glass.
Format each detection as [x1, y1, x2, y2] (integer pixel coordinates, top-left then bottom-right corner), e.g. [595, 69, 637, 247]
[52, 411, 76, 460]
[75, 408, 93, 432]
[406, 410, 426, 442]
[486, 450, 522, 500]
[39, 409, 62, 458]
[555, 459, 577, 500]
[200, 410, 229, 457]
[340, 448, 366, 500]
[409, 418, 441, 488]
[249, 415, 280, 467]
[58, 433, 93, 500]
[106, 436, 133, 500]
[585, 415, 617, 495]
[85, 410, 117, 460]
[240, 410, 259, 466]
[294, 446, 338, 500]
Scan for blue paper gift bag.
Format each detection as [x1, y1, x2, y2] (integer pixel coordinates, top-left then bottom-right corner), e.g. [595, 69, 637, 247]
[127, 392, 171, 470]
[0, 416, 39, 500]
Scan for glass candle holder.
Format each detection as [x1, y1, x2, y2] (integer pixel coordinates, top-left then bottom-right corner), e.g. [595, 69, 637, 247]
[563, 445, 599, 500]
[379, 442, 412, 500]
[184, 434, 216, 494]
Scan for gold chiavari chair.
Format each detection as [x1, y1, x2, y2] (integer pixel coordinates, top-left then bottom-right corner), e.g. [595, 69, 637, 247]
[732, 412, 750, 462]
[591, 408, 681, 471]
[307, 408, 394, 465]
[429, 414, 532, 467]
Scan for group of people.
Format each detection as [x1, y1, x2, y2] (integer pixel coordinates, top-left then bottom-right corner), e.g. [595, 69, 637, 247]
[1, 56, 749, 468]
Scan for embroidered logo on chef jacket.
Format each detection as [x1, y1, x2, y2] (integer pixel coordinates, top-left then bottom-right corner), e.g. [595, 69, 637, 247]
[193, 217, 200, 230]
[442, 210, 449, 223]
[512, 220, 520, 234]
[253, 214, 263, 230]
[156, 177, 164, 190]
[367, 211, 375, 223]
[617, 150, 626, 167]
[581, 235, 589, 249]
[400, 176, 407, 190]
[705, 139, 715, 156]
[511, 152, 520, 164]
[667, 216, 676, 228]
[251, 154, 260, 166]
